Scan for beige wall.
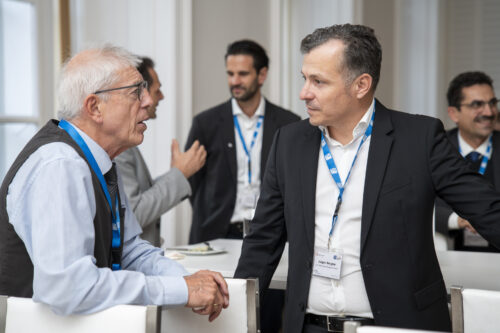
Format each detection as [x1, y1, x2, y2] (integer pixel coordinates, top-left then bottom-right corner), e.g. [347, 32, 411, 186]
[192, 0, 271, 114]
[363, 0, 395, 109]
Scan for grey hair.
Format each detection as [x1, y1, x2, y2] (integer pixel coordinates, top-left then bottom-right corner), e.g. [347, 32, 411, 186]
[300, 24, 382, 91]
[57, 45, 140, 120]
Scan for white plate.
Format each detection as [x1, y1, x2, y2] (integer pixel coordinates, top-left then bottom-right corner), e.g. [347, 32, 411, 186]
[177, 248, 226, 256]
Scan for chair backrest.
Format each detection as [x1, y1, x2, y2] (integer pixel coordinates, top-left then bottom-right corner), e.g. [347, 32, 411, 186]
[451, 285, 500, 333]
[344, 321, 443, 333]
[161, 278, 259, 333]
[0, 295, 160, 333]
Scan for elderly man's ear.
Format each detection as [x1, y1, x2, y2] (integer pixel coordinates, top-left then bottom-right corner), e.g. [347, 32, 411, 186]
[83, 94, 104, 123]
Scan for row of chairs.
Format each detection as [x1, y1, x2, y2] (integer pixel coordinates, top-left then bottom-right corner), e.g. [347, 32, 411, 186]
[344, 286, 500, 333]
[0, 283, 497, 333]
[0, 278, 259, 333]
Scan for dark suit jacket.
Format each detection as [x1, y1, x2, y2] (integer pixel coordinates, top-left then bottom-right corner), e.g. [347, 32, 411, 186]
[234, 101, 500, 332]
[185, 99, 300, 244]
[435, 128, 500, 251]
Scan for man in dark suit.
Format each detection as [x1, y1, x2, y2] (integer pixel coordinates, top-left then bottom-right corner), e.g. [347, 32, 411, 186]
[435, 71, 500, 252]
[186, 40, 300, 244]
[186, 39, 299, 333]
[234, 24, 500, 332]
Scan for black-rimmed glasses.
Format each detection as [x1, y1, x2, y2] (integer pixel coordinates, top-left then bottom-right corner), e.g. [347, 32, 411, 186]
[459, 98, 499, 111]
[94, 81, 148, 101]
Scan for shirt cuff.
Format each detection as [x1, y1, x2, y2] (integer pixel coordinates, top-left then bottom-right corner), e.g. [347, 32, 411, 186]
[159, 276, 189, 306]
[448, 212, 459, 230]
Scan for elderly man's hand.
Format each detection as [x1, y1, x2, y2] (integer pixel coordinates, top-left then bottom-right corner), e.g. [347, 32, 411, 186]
[458, 217, 477, 233]
[183, 270, 229, 322]
[171, 139, 206, 178]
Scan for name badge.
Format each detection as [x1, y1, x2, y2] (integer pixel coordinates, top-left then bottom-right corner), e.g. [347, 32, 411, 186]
[312, 247, 343, 280]
[241, 187, 258, 208]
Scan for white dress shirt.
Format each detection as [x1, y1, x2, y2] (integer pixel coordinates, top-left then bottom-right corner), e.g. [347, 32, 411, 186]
[6, 121, 189, 315]
[307, 100, 375, 318]
[230, 96, 265, 222]
[447, 132, 492, 230]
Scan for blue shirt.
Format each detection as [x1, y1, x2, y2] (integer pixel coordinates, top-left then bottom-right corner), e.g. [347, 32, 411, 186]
[6, 122, 189, 315]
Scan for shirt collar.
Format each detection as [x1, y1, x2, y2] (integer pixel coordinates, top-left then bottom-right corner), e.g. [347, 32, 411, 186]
[66, 121, 113, 174]
[231, 96, 265, 119]
[458, 131, 491, 157]
[319, 99, 375, 146]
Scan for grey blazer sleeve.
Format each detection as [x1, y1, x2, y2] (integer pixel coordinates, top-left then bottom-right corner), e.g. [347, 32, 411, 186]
[115, 148, 191, 228]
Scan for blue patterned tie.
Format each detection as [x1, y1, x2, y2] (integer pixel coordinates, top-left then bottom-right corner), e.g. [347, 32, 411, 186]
[104, 163, 118, 213]
[465, 151, 482, 171]
[466, 151, 481, 162]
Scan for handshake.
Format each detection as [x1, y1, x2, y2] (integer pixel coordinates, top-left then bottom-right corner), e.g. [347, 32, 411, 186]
[183, 270, 229, 322]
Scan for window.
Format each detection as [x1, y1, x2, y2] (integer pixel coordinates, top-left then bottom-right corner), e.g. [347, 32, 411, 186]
[0, 0, 54, 181]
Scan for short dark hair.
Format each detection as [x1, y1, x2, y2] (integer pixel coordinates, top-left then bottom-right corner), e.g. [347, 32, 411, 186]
[447, 71, 494, 108]
[137, 57, 155, 89]
[300, 24, 382, 91]
[225, 40, 269, 73]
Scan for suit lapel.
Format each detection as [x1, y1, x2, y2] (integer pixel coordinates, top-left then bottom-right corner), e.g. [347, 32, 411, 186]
[300, 124, 321, 250]
[490, 132, 500, 189]
[261, 100, 277, 181]
[220, 101, 237, 181]
[361, 101, 394, 253]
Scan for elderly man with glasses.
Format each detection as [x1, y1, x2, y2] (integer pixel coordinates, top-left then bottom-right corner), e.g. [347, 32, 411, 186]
[0, 45, 228, 321]
[435, 71, 500, 252]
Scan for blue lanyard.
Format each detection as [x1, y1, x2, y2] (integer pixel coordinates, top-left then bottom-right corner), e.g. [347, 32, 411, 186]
[59, 120, 121, 270]
[458, 136, 492, 175]
[233, 115, 264, 184]
[321, 106, 375, 249]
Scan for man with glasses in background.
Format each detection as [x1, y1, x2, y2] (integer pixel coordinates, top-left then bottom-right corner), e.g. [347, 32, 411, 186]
[436, 71, 500, 252]
[0, 46, 228, 321]
[116, 57, 206, 247]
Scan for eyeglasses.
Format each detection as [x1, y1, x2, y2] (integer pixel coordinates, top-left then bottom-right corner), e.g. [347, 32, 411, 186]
[94, 81, 148, 101]
[459, 98, 499, 111]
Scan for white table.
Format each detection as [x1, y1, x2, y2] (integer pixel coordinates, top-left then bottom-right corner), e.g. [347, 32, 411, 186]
[168, 239, 500, 292]
[167, 239, 288, 289]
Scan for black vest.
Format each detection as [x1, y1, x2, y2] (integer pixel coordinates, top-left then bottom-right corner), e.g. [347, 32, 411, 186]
[0, 120, 124, 297]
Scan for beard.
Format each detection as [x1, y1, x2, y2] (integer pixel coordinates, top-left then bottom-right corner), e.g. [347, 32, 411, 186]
[230, 79, 260, 102]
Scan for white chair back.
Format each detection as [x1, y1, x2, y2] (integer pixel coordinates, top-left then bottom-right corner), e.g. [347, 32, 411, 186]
[451, 285, 500, 333]
[0, 295, 159, 333]
[161, 278, 259, 333]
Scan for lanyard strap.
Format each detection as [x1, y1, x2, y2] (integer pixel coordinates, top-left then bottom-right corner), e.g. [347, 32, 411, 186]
[321, 106, 375, 248]
[59, 120, 122, 269]
[233, 115, 264, 184]
[459, 136, 492, 175]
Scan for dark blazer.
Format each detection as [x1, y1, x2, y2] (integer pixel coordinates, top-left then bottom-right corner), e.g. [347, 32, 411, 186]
[234, 101, 500, 332]
[185, 99, 300, 244]
[435, 128, 500, 251]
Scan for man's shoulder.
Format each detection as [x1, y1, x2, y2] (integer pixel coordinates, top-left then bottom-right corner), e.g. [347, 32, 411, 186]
[265, 100, 301, 122]
[115, 146, 140, 163]
[381, 105, 442, 129]
[277, 118, 316, 138]
[194, 100, 231, 121]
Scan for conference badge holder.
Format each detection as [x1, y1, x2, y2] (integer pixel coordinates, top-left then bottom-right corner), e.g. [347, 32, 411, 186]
[312, 247, 343, 280]
[241, 186, 258, 209]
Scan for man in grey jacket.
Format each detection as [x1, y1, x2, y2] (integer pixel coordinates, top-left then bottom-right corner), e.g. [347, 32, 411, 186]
[116, 57, 206, 246]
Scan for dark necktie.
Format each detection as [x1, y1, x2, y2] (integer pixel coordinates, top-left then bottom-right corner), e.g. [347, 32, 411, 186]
[104, 163, 118, 213]
[465, 151, 482, 171]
